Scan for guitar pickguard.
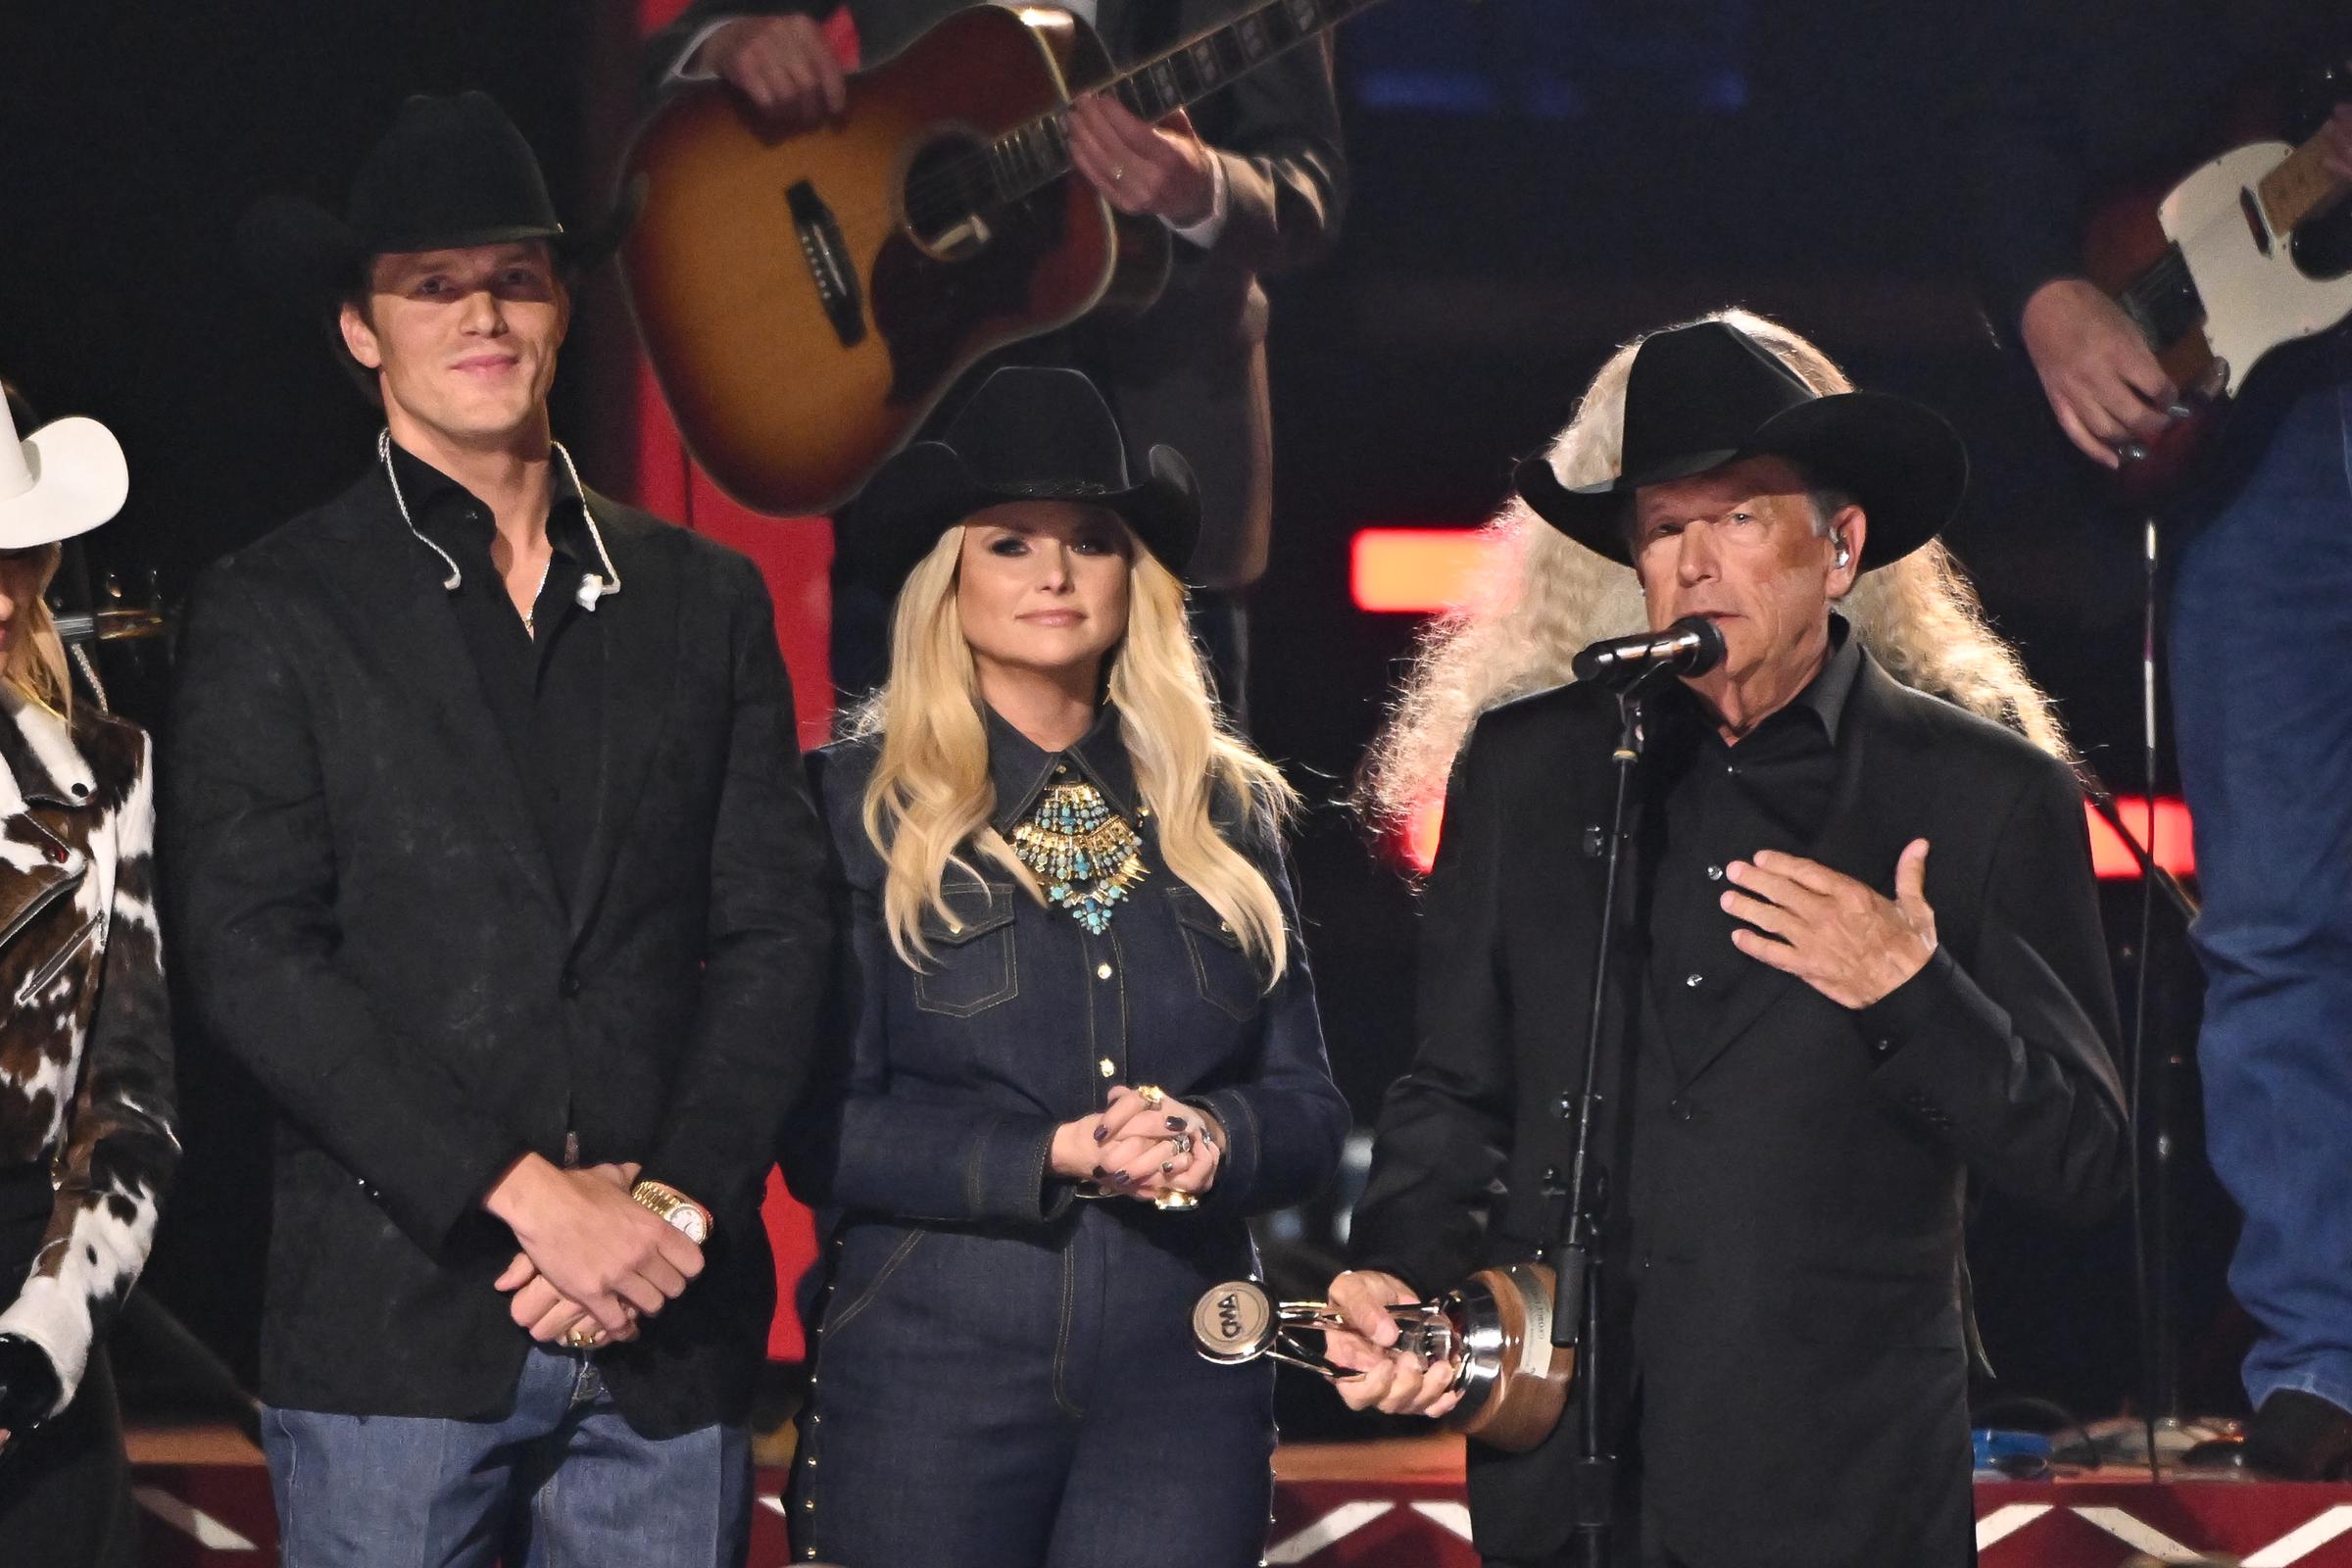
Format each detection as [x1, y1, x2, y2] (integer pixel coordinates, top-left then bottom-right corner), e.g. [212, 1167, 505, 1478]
[2165, 142, 2352, 397]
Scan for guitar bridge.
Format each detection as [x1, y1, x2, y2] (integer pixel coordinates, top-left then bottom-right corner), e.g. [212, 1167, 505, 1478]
[788, 181, 866, 349]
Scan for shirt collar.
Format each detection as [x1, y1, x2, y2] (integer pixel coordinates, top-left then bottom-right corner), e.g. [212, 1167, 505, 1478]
[1661, 611, 1860, 748]
[0, 685, 95, 813]
[985, 704, 1143, 836]
[384, 440, 592, 564]
[1792, 612, 1861, 746]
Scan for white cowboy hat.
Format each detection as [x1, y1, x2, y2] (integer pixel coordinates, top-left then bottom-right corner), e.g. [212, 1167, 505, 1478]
[0, 392, 128, 550]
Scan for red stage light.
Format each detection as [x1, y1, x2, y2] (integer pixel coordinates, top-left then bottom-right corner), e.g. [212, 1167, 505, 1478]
[2086, 796, 2195, 880]
[1351, 528, 1496, 612]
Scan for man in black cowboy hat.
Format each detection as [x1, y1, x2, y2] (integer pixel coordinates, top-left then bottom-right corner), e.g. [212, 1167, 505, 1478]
[168, 91, 831, 1563]
[1323, 319, 2129, 1567]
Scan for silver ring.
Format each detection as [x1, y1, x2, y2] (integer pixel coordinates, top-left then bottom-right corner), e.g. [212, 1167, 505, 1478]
[1170, 1131, 1194, 1156]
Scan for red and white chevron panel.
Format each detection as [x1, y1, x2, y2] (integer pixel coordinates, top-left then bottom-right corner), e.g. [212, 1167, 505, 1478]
[126, 1446, 2352, 1565]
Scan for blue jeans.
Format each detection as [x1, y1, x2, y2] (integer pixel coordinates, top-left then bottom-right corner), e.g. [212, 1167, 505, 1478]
[263, 1345, 751, 1568]
[2171, 344, 2352, 1416]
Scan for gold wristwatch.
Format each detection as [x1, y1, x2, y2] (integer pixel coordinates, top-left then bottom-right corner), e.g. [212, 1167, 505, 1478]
[630, 1179, 713, 1246]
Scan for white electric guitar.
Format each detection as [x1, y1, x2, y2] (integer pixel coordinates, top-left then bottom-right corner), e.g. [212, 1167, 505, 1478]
[2081, 62, 2352, 500]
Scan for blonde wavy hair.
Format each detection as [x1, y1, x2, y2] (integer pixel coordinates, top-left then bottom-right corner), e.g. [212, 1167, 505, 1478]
[856, 519, 1298, 980]
[3, 543, 71, 724]
[1358, 308, 2069, 833]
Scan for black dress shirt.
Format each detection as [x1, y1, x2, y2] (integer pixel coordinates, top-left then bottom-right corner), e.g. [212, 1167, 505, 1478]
[1643, 619, 1861, 1079]
[387, 444, 605, 909]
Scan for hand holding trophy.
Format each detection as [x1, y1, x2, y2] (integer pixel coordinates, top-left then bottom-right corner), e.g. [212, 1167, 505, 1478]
[1191, 1261, 1573, 1452]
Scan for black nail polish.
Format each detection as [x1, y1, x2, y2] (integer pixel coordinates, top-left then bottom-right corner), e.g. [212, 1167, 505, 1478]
[1165, 1115, 1187, 1132]
[1160, 1159, 1176, 1175]
[1092, 1125, 1108, 1143]
[1091, 1165, 1106, 1179]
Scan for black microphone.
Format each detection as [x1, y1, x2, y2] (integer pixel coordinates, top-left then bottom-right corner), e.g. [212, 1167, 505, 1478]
[1570, 615, 1728, 688]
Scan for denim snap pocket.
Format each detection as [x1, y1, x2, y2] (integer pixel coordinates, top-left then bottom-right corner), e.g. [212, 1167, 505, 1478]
[1166, 884, 1261, 1021]
[911, 879, 1019, 1018]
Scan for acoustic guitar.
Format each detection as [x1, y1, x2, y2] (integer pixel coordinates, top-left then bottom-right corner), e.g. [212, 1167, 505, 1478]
[2082, 61, 2352, 502]
[621, 0, 1378, 516]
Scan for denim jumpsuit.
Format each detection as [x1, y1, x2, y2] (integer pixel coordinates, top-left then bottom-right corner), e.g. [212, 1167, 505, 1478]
[788, 707, 1349, 1568]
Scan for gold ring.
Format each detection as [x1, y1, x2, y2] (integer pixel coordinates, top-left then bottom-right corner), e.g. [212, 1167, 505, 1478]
[1136, 1084, 1164, 1108]
[564, 1327, 602, 1350]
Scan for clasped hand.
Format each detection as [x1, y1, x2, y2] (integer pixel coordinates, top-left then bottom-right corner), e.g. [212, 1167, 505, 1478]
[1050, 1084, 1223, 1202]
[485, 1157, 705, 1348]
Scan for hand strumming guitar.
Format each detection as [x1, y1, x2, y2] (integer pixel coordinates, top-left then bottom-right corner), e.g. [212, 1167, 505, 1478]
[2018, 278, 2180, 468]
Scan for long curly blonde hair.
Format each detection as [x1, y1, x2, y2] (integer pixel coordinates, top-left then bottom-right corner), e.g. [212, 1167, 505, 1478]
[856, 521, 1298, 979]
[1357, 308, 2069, 834]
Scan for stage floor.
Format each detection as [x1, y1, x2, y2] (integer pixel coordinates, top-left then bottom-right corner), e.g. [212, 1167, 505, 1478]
[126, 1426, 2352, 1565]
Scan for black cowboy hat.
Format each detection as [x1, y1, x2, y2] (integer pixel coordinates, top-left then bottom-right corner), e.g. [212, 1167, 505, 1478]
[237, 90, 640, 317]
[844, 368, 1200, 591]
[1514, 319, 1967, 569]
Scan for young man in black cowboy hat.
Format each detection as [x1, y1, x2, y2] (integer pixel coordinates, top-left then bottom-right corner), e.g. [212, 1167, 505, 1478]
[167, 92, 831, 1564]
[1322, 319, 2130, 1567]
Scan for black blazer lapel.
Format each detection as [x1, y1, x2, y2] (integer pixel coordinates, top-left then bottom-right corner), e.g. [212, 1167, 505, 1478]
[310, 493, 564, 919]
[565, 509, 682, 948]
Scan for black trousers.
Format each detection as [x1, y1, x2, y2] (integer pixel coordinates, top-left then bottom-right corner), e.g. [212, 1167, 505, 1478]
[0, 1348, 140, 1568]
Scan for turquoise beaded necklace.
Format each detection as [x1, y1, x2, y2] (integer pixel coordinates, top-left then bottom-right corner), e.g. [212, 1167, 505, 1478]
[1009, 779, 1149, 934]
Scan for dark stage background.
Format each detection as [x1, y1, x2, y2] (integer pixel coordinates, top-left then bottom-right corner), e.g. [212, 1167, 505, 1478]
[0, 0, 2236, 1437]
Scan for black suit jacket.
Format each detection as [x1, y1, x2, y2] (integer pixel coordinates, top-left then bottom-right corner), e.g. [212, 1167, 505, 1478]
[644, 0, 1347, 591]
[1350, 657, 2130, 1567]
[165, 466, 831, 1437]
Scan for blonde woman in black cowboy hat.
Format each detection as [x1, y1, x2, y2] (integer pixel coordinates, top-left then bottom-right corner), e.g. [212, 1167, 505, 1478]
[787, 365, 1347, 1567]
[168, 92, 830, 1565]
[0, 383, 175, 1568]
[1324, 315, 2129, 1568]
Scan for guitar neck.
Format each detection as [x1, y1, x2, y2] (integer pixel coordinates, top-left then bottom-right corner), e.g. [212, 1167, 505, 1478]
[986, 0, 1380, 201]
[2258, 126, 2352, 236]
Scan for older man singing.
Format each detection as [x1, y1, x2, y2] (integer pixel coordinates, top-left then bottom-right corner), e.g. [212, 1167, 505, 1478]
[1329, 315, 2131, 1568]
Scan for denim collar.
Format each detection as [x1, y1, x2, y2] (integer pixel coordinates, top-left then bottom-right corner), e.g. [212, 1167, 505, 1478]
[986, 703, 1143, 836]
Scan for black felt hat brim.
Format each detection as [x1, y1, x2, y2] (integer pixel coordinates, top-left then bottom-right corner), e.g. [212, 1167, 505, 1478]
[1516, 389, 1967, 570]
[237, 177, 644, 321]
[844, 442, 1201, 592]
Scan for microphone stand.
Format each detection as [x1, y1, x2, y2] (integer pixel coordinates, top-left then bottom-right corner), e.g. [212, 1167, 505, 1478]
[1551, 676, 1656, 1568]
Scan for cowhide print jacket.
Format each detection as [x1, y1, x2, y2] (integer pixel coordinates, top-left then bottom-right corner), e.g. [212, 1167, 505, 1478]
[0, 685, 175, 1420]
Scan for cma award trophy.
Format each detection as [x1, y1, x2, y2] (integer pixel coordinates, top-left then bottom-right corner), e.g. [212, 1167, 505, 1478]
[1190, 1262, 1573, 1453]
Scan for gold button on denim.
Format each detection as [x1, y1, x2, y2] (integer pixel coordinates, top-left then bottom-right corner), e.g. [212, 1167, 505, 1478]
[1099, 1057, 1115, 1077]
[1096, 961, 1113, 980]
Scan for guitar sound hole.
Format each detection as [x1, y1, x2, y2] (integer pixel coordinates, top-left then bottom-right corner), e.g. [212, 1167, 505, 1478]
[903, 133, 998, 261]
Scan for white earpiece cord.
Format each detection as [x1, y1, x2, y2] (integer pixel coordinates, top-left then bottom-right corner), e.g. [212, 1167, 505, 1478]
[377, 429, 622, 612]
